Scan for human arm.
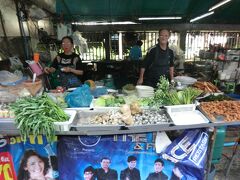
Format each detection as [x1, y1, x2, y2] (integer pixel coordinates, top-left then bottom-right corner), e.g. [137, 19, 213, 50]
[137, 48, 154, 84]
[137, 68, 145, 85]
[169, 49, 175, 82]
[137, 169, 141, 180]
[114, 170, 118, 180]
[170, 66, 174, 81]
[120, 170, 125, 180]
[44, 67, 56, 74]
[61, 67, 83, 75]
[44, 55, 60, 74]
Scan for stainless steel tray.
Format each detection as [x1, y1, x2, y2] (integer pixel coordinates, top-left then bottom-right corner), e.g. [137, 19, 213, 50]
[197, 106, 240, 126]
[71, 108, 172, 132]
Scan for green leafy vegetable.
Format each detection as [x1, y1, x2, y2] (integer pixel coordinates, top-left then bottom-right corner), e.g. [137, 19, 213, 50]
[10, 94, 69, 142]
[148, 76, 202, 107]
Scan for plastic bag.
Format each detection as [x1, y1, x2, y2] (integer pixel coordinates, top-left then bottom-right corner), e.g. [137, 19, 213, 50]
[161, 129, 209, 180]
[65, 84, 93, 107]
[91, 87, 108, 98]
[72, 31, 88, 54]
[0, 70, 23, 85]
[9, 56, 23, 70]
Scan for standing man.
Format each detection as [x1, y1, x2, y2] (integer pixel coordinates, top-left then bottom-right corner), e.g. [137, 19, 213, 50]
[96, 157, 118, 180]
[137, 29, 174, 88]
[146, 158, 168, 180]
[120, 155, 141, 180]
[129, 40, 143, 61]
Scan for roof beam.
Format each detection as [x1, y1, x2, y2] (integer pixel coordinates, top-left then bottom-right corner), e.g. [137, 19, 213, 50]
[74, 23, 240, 32]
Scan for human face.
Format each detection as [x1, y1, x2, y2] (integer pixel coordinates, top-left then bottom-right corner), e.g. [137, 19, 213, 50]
[61, 38, 73, 54]
[128, 160, 136, 169]
[84, 171, 93, 180]
[159, 30, 170, 45]
[24, 155, 45, 179]
[101, 159, 110, 169]
[154, 162, 163, 173]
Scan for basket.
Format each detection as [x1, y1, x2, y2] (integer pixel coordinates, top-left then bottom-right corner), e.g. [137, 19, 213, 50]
[23, 79, 43, 96]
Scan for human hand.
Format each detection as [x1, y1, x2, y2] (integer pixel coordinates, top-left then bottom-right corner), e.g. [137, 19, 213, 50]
[44, 67, 51, 74]
[61, 67, 72, 73]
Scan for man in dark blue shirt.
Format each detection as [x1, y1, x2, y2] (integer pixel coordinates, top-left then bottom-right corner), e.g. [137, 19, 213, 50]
[146, 158, 168, 180]
[120, 155, 141, 180]
[96, 157, 118, 180]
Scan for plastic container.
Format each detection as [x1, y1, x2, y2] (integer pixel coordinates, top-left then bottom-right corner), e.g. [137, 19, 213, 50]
[33, 53, 40, 63]
[54, 109, 76, 131]
[226, 93, 240, 100]
[164, 104, 196, 114]
[218, 71, 226, 80]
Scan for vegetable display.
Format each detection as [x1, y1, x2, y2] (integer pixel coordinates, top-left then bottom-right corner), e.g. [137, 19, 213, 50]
[10, 94, 69, 142]
[199, 94, 232, 102]
[94, 95, 125, 107]
[192, 81, 220, 93]
[140, 76, 202, 107]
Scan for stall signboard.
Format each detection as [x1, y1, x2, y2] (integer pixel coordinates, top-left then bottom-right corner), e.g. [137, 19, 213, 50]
[0, 135, 58, 180]
[58, 129, 208, 180]
[0, 129, 208, 180]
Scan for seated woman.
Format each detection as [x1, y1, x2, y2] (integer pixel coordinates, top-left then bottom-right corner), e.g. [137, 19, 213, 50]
[44, 36, 84, 88]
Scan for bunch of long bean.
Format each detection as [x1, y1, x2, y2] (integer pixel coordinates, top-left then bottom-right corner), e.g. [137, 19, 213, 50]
[10, 94, 69, 142]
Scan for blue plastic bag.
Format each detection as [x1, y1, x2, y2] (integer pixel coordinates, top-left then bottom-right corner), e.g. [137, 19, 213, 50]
[91, 87, 108, 98]
[161, 128, 209, 180]
[65, 84, 93, 107]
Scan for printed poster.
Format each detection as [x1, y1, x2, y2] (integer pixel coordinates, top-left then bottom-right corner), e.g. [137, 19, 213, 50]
[0, 135, 58, 180]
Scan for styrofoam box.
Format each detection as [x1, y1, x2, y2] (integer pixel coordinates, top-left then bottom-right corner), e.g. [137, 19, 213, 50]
[54, 109, 77, 131]
[164, 104, 196, 114]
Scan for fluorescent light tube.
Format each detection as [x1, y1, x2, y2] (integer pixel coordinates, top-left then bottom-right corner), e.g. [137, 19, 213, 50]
[72, 21, 137, 25]
[138, 17, 182, 20]
[209, 0, 231, 11]
[190, 11, 214, 23]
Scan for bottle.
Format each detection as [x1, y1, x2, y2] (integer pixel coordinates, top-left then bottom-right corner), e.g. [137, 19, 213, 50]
[33, 53, 40, 63]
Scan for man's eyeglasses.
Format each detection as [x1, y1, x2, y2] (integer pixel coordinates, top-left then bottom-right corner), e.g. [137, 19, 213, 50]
[62, 42, 72, 45]
[159, 35, 169, 38]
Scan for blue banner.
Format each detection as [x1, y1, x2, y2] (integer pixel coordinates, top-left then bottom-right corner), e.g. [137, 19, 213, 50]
[58, 133, 175, 180]
[0, 135, 58, 180]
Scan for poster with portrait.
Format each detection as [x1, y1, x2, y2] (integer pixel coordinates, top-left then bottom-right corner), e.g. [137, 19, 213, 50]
[0, 135, 58, 180]
[58, 133, 175, 180]
[58, 129, 208, 180]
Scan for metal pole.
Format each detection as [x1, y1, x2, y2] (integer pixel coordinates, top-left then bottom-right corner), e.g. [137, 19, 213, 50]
[14, 0, 31, 61]
[205, 127, 217, 180]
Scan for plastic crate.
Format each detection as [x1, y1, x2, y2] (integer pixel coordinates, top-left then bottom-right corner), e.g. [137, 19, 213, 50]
[164, 104, 196, 114]
[54, 109, 76, 131]
[226, 93, 240, 100]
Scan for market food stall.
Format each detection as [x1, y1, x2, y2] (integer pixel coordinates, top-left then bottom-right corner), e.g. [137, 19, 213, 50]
[1, 75, 240, 180]
[1, 0, 240, 179]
